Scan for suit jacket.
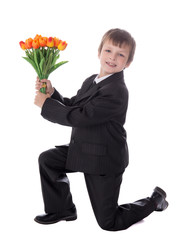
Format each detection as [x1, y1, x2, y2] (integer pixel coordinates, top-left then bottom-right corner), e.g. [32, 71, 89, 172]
[41, 71, 129, 175]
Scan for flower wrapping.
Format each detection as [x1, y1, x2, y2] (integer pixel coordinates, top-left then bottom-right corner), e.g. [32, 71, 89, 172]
[19, 35, 68, 93]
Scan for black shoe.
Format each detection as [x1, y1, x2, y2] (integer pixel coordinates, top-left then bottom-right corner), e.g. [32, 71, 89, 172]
[34, 207, 77, 224]
[151, 186, 169, 211]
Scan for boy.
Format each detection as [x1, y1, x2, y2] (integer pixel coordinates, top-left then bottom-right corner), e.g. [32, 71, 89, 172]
[34, 28, 168, 231]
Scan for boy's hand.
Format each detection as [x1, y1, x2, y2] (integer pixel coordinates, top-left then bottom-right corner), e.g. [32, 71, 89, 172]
[34, 91, 50, 108]
[36, 77, 54, 95]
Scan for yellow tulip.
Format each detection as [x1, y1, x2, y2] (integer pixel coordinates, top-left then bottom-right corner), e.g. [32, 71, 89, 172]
[58, 41, 67, 51]
[47, 37, 54, 48]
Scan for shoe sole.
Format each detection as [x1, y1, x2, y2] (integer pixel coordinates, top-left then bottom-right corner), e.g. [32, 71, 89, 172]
[34, 215, 77, 225]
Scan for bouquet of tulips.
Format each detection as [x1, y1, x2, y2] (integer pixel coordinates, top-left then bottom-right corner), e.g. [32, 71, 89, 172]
[19, 34, 68, 93]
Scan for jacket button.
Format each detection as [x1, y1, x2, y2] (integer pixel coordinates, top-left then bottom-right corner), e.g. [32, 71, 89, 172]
[71, 139, 75, 144]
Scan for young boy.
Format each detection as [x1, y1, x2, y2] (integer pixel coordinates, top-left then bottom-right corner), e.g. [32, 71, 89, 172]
[34, 28, 168, 231]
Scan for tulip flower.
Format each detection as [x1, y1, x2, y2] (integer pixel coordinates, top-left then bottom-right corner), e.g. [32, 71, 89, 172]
[32, 39, 40, 49]
[47, 37, 54, 47]
[43, 37, 48, 44]
[25, 38, 33, 49]
[39, 37, 47, 47]
[34, 34, 42, 40]
[54, 37, 61, 48]
[58, 41, 67, 51]
[19, 41, 26, 50]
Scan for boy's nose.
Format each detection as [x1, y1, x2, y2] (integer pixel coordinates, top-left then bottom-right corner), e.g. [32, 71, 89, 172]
[110, 55, 116, 61]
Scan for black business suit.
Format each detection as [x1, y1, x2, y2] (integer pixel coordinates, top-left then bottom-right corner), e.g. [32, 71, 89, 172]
[39, 71, 156, 230]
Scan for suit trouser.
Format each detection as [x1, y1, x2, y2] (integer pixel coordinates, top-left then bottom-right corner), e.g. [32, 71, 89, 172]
[38, 146, 156, 231]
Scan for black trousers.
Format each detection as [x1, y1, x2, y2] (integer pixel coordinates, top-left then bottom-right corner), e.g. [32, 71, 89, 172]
[38, 145, 156, 231]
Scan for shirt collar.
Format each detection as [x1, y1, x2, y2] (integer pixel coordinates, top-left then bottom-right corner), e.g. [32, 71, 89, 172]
[94, 74, 113, 84]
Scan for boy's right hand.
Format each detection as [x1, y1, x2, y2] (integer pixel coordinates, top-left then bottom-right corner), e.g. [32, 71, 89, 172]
[36, 77, 54, 95]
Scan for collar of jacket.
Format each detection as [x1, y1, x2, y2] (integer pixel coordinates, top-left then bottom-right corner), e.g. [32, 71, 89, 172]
[73, 71, 124, 104]
[97, 70, 124, 87]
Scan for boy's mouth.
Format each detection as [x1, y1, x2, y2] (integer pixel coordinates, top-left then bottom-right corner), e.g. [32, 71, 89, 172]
[106, 62, 116, 67]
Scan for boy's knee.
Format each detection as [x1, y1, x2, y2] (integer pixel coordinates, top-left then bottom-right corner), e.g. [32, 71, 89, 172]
[97, 218, 114, 231]
[38, 150, 50, 167]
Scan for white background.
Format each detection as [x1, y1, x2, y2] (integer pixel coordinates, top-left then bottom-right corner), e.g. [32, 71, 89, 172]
[0, 0, 191, 239]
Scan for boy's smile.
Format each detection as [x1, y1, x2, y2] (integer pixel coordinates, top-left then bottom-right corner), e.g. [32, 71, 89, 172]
[98, 40, 131, 77]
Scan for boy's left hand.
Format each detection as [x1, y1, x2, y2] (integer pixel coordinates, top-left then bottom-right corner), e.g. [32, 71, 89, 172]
[34, 91, 50, 108]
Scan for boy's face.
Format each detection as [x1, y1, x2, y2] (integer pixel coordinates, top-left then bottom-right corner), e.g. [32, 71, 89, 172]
[98, 40, 130, 77]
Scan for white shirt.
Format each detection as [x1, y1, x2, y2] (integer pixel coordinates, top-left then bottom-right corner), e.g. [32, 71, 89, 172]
[94, 74, 113, 84]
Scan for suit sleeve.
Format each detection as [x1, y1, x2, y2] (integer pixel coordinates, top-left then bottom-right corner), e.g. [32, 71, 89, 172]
[41, 87, 128, 127]
[51, 88, 78, 106]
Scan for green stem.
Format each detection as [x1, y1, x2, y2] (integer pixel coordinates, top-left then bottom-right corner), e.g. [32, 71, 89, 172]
[39, 77, 47, 94]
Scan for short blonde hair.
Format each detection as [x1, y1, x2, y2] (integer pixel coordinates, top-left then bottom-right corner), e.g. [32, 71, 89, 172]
[98, 28, 136, 63]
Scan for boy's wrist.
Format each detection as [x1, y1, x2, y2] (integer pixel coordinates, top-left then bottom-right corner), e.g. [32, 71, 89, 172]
[50, 88, 55, 96]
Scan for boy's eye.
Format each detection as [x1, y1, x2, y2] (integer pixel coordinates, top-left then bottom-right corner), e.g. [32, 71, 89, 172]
[119, 53, 125, 57]
[105, 49, 111, 53]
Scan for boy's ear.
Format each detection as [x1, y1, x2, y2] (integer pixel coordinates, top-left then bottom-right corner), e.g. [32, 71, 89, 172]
[124, 62, 131, 69]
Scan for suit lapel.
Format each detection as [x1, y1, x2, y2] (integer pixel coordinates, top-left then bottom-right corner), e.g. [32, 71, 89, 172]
[97, 71, 124, 88]
[74, 81, 99, 104]
[74, 71, 124, 104]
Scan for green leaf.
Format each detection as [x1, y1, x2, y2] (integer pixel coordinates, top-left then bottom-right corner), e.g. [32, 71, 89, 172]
[22, 57, 40, 76]
[33, 49, 41, 74]
[39, 50, 44, 62]
[48, 61, 68, 75]
[39, 57, 45, 74]
[42, 48, 47, 58]
[53, 49, 60, 57]
[52, 54, 60, 67]
[44, 52, 53, 74]
[25, 50, 34, 60]
[46, 48, 50, 59]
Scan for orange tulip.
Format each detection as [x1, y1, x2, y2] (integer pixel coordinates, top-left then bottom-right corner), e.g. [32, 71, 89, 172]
[19, 41, 26, 50]
[47, 37, 54, 47]
[58, 41, 67, 51]
[34, 34, 42, 40]
[25, 38, 33, 49]
[32, 39, 40, 49]
[54, 37, 61, 48]
[39, 37, 47, 47]
[43, 37, 48, 43]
